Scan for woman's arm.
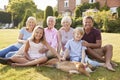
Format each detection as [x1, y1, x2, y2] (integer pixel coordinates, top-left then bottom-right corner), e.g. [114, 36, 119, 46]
[61, 49, 69, 61]
[17, 33, 27, 44]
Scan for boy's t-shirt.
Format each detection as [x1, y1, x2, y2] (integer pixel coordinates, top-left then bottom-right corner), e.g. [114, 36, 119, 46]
[65, 39, 87, 59]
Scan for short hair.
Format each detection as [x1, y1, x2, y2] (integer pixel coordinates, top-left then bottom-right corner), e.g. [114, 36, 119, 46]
[61, 16, 72, 25]
[74, 27, 84, 35]
[83, 16, 94, 23]
[47, 16, 56, 24]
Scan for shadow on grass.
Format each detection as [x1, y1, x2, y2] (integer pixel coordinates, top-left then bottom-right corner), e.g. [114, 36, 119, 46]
[34, 62, 120, 80]
[0, 62, 120, 80]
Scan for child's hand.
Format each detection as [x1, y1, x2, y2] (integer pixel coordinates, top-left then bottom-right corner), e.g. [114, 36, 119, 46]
[60, 57, 66, 61]
[39, 48, 48, 53]
[82, 40, 89, 47]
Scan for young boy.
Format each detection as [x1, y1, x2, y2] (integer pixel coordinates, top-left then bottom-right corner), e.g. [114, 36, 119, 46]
[61, 27, 105, 67]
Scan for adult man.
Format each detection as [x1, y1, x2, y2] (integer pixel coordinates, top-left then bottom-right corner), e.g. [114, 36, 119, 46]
[82, 16, 115, 71]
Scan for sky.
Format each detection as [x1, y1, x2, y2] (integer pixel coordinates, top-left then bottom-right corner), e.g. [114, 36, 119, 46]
[0, 0, 57, 10]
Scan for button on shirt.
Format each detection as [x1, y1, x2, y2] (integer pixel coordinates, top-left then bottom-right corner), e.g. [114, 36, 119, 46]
[44, 27, 58, 49]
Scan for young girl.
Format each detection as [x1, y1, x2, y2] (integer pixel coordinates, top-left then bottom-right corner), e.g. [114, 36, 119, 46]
[61, 27, 105, 67]
[11, 26, 61, 67]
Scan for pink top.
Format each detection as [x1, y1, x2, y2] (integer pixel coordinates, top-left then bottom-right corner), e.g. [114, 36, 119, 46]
[44, 27, 58, 49]
[59, 27, 74, 51]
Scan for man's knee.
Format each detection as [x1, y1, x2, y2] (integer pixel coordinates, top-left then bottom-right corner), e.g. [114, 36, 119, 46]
[103, 44, 113, 51]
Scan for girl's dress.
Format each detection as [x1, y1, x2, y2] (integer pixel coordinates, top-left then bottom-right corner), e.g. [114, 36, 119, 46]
[28, 39, 46, 60]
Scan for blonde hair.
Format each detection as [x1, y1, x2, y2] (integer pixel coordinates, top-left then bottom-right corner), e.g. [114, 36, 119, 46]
[74, 27, 84, 35]
[61, 16, 72, 25]
[30, 25, 45, 42]
[26, 16, 37, 26]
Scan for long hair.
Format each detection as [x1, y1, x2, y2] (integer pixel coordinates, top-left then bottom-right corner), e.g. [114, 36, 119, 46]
[29, 25, 45, 42]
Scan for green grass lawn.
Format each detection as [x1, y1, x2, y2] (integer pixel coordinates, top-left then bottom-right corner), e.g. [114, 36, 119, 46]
[0, 29, 120, 80]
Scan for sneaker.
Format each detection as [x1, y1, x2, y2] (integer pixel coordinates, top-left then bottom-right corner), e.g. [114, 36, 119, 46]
[0, 57, 10, 65]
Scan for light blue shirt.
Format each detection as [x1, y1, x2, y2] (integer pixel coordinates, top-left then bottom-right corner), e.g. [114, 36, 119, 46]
[65, 39, 87, 61]
[14, 27, 32, 48]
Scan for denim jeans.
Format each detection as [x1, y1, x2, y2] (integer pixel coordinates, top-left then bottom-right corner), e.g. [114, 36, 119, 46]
[85, 56, 101, 67]
[0, 45, 19, 58]
[5, 51, 18, 58]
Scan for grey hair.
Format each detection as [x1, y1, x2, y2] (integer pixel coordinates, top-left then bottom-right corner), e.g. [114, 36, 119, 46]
[61, 16, 72, 25]
[47, 16, 56, 24]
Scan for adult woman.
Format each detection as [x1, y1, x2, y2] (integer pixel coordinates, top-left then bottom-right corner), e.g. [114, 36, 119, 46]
[58, 16, 74, 54]
[0, 16, 36, 59]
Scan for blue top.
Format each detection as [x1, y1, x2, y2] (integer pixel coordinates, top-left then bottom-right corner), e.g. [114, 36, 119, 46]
[65, 39, 86, 61]
[14, 27, 32, 48]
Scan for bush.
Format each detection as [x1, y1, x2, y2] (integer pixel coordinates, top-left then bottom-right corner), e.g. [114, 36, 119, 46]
[100, 5, 109, 11]
[117, 7, 120, 18]
[74, 7, 81, 19]
[18, 9, 34, 29]
[54, 11, 58, 17]
[72, 17, 82, 28]
[107, 19, 120, 33]
[55, 17, 62, 30]
[0, 11, 11, 23]
[43, 6, 53, 27]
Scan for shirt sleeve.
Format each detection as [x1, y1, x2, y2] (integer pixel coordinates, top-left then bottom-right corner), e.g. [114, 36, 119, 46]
[20, 27, 25, 34]
[51, 33, 58, 48]
[95, 29, 101, 40]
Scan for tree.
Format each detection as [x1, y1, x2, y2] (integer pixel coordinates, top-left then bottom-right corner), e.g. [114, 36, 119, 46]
[18, 9, 34, 29]
[54, 11, 59, 17]
[117, 7, 120, 18]
[6, 0, 37, 27]
[74, 7, 81, 19]
[0, 11, 11, 23]
[43, 6, 53, 27]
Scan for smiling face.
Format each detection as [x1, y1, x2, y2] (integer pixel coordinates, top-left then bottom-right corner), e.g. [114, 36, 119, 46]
[34, 28, 44, 42]
[74, 31, 83, 41]
[83, 17, 94, 31]
[62, 21, 71, 30]
[47, 16, 56, 29]
[26, 17, 36, 31]
[73, 27, 84, 41]
[61, 16, 72, 31]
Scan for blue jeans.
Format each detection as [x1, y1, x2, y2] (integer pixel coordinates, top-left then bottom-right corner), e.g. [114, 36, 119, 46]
[70, 56, 101, 67]
[5, 51, 18, 58]
[0, 45, 19, 58]
[85, 56, 101, 67]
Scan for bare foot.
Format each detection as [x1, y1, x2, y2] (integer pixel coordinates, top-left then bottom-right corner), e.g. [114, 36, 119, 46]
[111, 61, 118, 67]
[106, 63, 115, 72]
[11, 63, 17, 67]
[36, 64, 40, 67]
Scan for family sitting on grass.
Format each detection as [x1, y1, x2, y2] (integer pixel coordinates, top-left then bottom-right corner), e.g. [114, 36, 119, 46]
[0, 16, 117, 74]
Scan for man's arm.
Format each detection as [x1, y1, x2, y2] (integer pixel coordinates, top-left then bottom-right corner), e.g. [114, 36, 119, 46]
[82, 40, 101, 49]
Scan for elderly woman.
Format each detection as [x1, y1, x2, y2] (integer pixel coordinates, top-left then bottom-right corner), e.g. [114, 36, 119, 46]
[58, 16, 74, 54]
